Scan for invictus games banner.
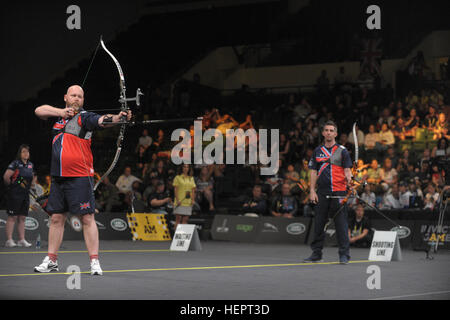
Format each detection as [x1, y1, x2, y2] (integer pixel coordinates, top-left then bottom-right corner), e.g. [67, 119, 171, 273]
[412, 220, 450, 250]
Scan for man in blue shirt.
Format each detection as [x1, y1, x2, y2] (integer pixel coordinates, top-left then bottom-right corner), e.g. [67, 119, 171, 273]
[304, 121, 353, 264]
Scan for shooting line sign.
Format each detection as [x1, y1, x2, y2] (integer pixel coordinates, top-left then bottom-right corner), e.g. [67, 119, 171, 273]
[170, 224, 202, 251]
[369, 230, 402, 261]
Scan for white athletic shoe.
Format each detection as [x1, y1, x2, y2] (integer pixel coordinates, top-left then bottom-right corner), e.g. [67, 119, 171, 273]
[5, 240, 17, 247]
[90, 259, 103, 275]
[17, 239, 32, 247]
[34, 256, 59, 273]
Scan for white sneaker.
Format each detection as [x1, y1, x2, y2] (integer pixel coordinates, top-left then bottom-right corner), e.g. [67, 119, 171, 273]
[34, 256, 59, 273]
[5, 240, 17, 247]
[17, 239, 32, 247]
[90, 259, 103, 275]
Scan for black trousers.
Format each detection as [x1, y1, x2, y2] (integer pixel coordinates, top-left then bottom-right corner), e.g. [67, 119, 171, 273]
[310, 192, 350, 258]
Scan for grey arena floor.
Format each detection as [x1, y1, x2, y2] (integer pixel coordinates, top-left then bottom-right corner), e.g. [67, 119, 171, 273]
[0, 240, 449, 300]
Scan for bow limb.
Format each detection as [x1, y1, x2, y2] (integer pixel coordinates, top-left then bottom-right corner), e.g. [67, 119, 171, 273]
[93, 37, 128, 191]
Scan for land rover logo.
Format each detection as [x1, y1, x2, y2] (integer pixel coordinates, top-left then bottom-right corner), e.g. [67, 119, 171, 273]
[391, 226, 411, 239]
[286, 223, 306, 235]
[111, 218, 127, 231]
[24, 217, 39, 231]
[70, 217, 82, 232]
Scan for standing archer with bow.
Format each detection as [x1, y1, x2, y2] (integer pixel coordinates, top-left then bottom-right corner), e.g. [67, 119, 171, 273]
[304, 120, 354, 265]
[33, 85, 132, 275]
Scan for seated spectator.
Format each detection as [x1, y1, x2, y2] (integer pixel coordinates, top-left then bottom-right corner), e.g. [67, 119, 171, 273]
[153, 129, 170, 153]
[279, 133, 291, 161]
[399, 162, 417, 183]
[284, 164, 302, 193]
[378, 123, 395, 149]
[338, 133, 352, 150]
[409, 179, 424, 208]
[366, 159, 381, 185]
[292, 98, 312, 123]
[115, 166, 142, 198]
[149, 159, 169, 183]
[195, 166, 215, 212]
[136, 128, 153, 152]
[399, 181, 412, 209]
[403, 108, 420, 138]
[377, 108, 395, 129]
[392, 118, 407, 141]
[96, 176, 121, 212]
[270, 183, 298, 218]
[433, 113, 449, 140]
[242, 185, 267, 216]
[135, 145, 149, 176]
[422, 105, 438, 131]
[360, 183, 376, 208]
[29, 173, 45, 211]
[430, 163, 445, 188]
[42, 174, 52, 195]
[355, 159, 369, 184]
[431, 138, 450, 160]
[364, 124, 380, 151]
[129, 181, 145, 211]
[381, 183, 402, 209]
[423, 183, 439, 210]
[348, 204, 372, 248]
[379, 158, 398, 191]
[148, 180, 172, 214]
[417, 161, 432, 187]
[419, 148, 432, 168]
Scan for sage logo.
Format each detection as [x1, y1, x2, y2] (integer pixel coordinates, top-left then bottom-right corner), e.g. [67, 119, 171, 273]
[110, 218, 127, 231]
[236, 224, 254, 232]
[391, 226, 411, 239]
[286, 223, 306, 235]
[25, 217, 39, 230]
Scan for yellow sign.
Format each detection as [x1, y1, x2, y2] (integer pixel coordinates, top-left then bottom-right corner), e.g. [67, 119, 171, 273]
[126, 213, 171, 241]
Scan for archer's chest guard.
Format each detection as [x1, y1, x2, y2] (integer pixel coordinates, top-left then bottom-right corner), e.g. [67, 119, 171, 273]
[62, 113, 93, 140]
[329, 145, 346, 166]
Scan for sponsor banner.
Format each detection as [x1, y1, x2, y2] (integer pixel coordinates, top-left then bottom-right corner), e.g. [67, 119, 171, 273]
[127, 213, 171, 241]
[371, 220, 414, 249]
[255, 217, 310, 244]
[0, 210, 132, 242]
[211, 215, 260, 242]
[0, 208, 49, 243]
[211, 215, 311, 243]
[307, 220, 338, 247]
[412, 220, 450, 250]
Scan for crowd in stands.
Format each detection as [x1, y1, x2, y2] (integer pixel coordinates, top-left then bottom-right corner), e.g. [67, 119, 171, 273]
[27, 68, 449, 222]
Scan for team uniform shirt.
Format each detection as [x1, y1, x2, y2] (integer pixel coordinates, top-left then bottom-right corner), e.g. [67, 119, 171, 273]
[50, 110, 101, 177]
[308, 143, 352, 193]
[6, 160, 34, 215]
[7, 160, 34, 196]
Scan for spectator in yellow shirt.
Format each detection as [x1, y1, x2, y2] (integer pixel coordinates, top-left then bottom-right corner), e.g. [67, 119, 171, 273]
[173, 164, 196, 230]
